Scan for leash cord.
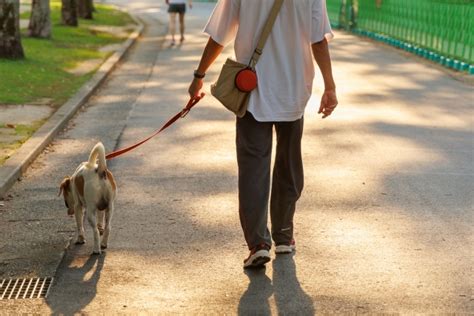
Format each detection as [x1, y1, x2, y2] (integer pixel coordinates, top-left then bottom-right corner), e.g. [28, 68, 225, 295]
[105, 93, 205, 160]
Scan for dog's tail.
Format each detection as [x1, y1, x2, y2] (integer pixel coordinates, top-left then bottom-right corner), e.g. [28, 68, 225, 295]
[87, 142, 107, 173]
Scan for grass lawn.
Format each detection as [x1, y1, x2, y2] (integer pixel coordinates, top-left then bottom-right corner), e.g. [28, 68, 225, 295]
[0, 1, 135, 165]
[0, 1, 134, 106]
[0, 121, 45, 165]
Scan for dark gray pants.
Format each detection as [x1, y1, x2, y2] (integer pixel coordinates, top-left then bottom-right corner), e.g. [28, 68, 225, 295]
[236, 112, 304, 250]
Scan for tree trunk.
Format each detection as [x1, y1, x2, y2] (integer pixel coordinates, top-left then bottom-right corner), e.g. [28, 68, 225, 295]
[28, 0, 51, 38]
[0, 0, 24, 59]
[61, 0, 78, 26]
[77, 0, 93, 19]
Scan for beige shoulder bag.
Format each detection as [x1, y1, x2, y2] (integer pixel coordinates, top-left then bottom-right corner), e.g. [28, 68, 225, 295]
[210, 0, 284, 118]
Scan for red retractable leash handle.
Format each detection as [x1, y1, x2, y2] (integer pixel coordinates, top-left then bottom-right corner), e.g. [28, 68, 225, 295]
[105, 93, 205, 160]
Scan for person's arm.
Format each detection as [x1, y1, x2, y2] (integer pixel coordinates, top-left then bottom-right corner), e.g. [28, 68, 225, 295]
[312, 38, 338, 119]
[188, 37, 224, 97]
[188, 0, 192, 9]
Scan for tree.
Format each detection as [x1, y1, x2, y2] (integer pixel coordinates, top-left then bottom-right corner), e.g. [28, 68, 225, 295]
[77, 0, 93, 19]
[28, 0, 51, 38]
[0, 0, 24, 58]
[61, 0, 78, 26]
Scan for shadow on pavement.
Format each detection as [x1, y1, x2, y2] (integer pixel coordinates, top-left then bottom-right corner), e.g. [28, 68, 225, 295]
[238, 254, 314, 315]
[238, 268, 273, 315]
[273, 254, 315, 315]
[46, 249, 106, 315]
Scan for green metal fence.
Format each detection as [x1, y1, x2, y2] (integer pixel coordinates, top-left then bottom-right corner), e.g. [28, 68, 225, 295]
[327, 0, 474, 72]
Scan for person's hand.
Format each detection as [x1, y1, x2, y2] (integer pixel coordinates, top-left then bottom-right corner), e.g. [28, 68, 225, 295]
[318, 89, 338, 119]
[188, 78, 203, 98]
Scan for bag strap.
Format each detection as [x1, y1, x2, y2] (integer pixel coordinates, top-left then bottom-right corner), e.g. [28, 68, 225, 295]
[249, 0, 284, 68]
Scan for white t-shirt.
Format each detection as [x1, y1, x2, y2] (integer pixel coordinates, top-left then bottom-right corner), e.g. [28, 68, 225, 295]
[204, 0, 333, 122]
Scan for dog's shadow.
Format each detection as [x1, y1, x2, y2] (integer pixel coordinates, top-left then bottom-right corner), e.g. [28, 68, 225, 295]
[46, 245, 106, 315]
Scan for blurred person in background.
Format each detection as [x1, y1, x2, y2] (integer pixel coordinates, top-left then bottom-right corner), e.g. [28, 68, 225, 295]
[166, 0, 193, 45]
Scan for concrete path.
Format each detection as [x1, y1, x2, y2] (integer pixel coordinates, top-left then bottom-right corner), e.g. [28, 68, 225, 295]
[0, 2, 166, 296]
[1, 1, 473, 314]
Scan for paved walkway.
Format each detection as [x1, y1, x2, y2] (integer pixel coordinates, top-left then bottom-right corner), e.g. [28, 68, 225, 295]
[0, 3, 166, 294]
[1, 1, 473, 314]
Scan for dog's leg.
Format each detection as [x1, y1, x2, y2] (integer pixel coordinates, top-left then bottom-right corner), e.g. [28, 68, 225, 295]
[97, 210, 105, 236]
[101, 203, 114, 250]
[74, 206, 86, 244]
[87, 206, 101, 255]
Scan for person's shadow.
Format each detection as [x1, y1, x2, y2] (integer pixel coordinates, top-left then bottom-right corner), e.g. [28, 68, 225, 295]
[273, 254, 315, 315]
[238, 268, 273, 315]
[46, 247, 106, 315]
[238, 254, 315, 315]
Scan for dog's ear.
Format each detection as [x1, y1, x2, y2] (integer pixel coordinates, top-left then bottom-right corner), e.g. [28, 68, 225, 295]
[58, 177, 71, 197]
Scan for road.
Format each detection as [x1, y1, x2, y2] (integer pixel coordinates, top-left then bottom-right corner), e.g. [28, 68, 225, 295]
[1, 1, 473, 313]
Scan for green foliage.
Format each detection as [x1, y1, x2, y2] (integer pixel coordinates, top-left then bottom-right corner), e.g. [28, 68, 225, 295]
[79, 4, 134, 26]
[0, 120, 45, 165]
[1, 1, 133, 106]
[21, 1, 134, 26]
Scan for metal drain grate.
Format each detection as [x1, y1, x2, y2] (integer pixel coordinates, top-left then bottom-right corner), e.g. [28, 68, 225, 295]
[0, 277, 53, 300]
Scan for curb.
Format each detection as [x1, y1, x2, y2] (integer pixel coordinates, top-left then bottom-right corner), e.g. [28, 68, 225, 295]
[0, 11, 145, 199]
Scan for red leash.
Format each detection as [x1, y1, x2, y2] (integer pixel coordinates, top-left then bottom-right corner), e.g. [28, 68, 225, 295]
[106, 93, 205, 160]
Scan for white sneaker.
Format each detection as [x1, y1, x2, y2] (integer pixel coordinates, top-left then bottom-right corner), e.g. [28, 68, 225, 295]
[243, 244, 271, 269]
[275, 240, 296, 254]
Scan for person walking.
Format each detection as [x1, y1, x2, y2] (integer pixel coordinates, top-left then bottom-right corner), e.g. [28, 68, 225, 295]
[166, 0, 192, 45]
[188, 0, 338, 269]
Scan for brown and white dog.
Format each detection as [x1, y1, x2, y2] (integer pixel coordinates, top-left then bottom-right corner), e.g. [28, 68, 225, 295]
[59, 142, 117, 255]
